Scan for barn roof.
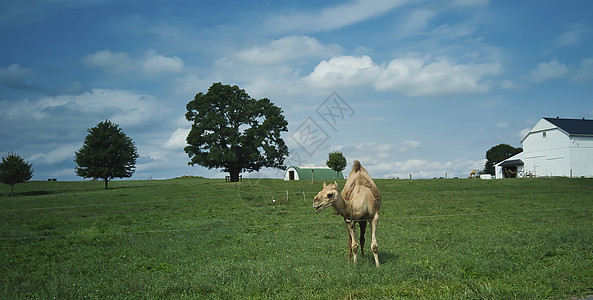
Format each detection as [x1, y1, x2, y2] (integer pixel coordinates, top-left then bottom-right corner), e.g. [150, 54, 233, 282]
[287, 166, 344, 180]
[544, 117, 593, 135]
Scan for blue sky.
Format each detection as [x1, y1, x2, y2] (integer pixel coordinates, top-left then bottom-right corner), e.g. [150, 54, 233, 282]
[1, 0, 592, 180]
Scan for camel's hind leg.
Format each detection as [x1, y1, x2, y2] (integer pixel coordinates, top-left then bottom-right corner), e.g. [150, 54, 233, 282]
[358, 221, 367, 258]
[370, 213, 380, 267]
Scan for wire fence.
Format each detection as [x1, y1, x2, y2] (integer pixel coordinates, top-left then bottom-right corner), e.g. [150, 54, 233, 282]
[0, 200, 166, 212]
[1, 206, 586, 241]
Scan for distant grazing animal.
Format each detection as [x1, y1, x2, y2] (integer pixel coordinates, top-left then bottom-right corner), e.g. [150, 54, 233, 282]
[313, 160, 381, 267]
[469, 169, 479, 178]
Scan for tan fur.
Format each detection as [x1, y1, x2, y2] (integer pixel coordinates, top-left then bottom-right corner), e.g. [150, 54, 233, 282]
[313, 160, 381, 267]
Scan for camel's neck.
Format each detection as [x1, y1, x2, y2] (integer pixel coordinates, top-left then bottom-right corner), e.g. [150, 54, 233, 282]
[333, 193, 352, 219]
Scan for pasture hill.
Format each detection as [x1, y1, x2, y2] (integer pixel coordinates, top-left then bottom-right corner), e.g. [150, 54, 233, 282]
[1, 177, 592, 299]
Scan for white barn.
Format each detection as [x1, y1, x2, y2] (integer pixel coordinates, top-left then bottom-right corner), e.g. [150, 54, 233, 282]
[496, 117, 593, 178]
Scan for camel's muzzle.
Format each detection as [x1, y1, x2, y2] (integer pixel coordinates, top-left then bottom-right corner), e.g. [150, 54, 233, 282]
[313, 200, 330, 213]
[314, 204, 322, 213]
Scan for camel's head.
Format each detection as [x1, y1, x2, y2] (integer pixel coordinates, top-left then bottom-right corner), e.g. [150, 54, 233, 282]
[313, 182, 339, 213]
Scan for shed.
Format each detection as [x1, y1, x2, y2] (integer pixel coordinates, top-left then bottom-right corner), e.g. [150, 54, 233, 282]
[284, 166, 344, 181]
[498, 159, 524, 178]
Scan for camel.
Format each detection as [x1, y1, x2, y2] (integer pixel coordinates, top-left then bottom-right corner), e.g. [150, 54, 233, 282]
[469, 169, 478, 178]
[313, 160, 381, 267]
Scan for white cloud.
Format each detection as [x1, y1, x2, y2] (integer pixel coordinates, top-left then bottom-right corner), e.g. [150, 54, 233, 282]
[430, 22, 478, 40]
[83, 50, 132, 73]
[265, 0, 408, 33]
[173, 115, 191, 127]
[83, 49, 184, 75]
[164, 128, 190, 150]
[206, 33, 503, 98]
[142, 51, 184, 74]
[337, 141, 422, 169]
[497, 122, 509, 129]
[133, 146, 203, 180]
[451, 0, 490, 7]
[500, 80, 515, 90]
[343, 140, 421, 153]
[173, 74, 211, 97]
[525, 58, 593, 83]
[0, 63, 30, 80]
[205, 35, 345, 98]
[571, 58, 593, 81]
[519, 128, 531, 140]
[29, 143, 80, 165]
[0, 63, 33, 89]
[373, 57, 501, 96]
[556, 23, 590, 47]
[0, 88, 193, 180]
[370, 158, 486, 179]
[332, 140, 485, 179]
[399, 140, 422, 151]
[0, 89, 161, 134]
[228, 49, 502, 97]
[527, 60, 568, 82]
[304, 55, 380, 88]
[235, 35, 341, 64]
[398, 9, 437, 36]
[0, 0, 113, 26]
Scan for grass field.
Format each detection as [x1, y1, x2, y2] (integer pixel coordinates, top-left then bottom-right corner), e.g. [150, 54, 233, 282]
[1, 177, 592, 299]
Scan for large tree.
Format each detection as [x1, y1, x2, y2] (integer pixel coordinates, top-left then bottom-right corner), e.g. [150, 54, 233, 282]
[484, 143, 523, 175]
[326, 151, 347, 178]
[0, 152, 34, 197]
[75, 120, 139, 189]
[185, 83, 289, 182]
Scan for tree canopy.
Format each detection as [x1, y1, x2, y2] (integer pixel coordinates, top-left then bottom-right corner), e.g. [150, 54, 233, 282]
[185, 82, 289, 182]
[0, 152, 33, 197]
[326, 151, 347, 177]
[74, 120, 139, 189]
[484, 143, 523, 175]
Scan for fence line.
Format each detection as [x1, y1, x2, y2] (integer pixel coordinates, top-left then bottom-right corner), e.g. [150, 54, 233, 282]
[1, 206, 587, 241]
[0, 200, 169, 212]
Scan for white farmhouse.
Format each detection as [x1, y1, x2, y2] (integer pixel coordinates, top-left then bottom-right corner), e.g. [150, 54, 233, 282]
[496, 117, 593, 178]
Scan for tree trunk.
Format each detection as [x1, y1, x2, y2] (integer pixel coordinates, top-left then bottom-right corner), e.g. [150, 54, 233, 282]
[229, 169, 241, 182]
[104, 178, 109, 189]
[10, 184, 14, 197]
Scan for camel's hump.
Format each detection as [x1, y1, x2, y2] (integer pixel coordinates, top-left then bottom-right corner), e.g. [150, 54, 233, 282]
[342, 161, 381, 205]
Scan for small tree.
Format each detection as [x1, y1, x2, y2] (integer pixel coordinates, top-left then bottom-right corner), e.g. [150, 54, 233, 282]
[185, 82, 289, 182]
[326, 151, 347, 178]
[484, 143, 523, 175]
[75, 120, 139, 189]
[0, 152, 34, 197]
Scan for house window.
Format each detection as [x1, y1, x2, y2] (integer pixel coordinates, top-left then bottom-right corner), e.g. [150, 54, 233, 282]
[543, 132, 547, 138]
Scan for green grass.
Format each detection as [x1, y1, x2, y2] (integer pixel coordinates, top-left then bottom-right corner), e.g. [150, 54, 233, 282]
[1, 177, 592, 299]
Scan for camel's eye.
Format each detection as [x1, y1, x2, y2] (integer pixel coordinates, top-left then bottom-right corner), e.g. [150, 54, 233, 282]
[327, 192, 333, 198]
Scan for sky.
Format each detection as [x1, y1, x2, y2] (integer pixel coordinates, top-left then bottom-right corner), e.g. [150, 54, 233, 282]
[1, 0, 592, 181]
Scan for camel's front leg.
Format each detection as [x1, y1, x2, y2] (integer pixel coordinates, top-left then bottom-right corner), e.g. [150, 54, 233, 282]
[370, 213, 380, 267]
[346, 221, 358, 265]
[348, 231, 352, 262]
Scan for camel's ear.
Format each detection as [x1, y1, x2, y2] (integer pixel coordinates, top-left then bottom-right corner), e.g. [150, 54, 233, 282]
[323, 182, 326, 187]
[334, 181, 338, 189]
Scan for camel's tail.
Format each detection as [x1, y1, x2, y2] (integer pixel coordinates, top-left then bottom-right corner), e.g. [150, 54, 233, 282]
[352, 160, 361, 173]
